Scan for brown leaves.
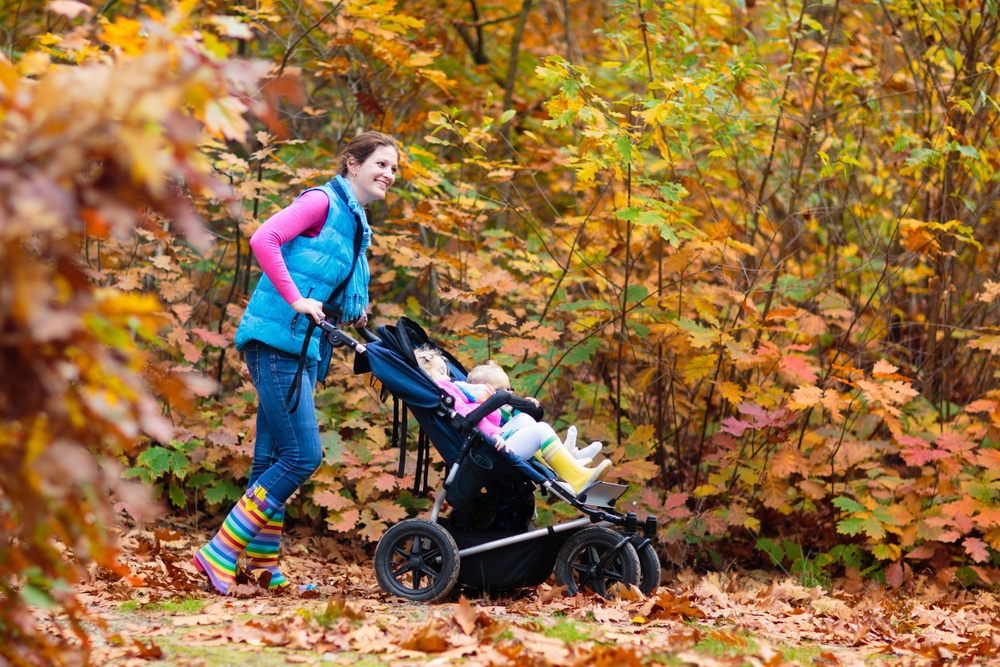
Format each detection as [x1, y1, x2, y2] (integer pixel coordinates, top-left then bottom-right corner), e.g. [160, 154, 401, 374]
[64, 532, 1000, 667]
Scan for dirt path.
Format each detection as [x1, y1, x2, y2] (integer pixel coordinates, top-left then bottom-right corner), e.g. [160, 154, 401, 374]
[59, 525, 1000, 666]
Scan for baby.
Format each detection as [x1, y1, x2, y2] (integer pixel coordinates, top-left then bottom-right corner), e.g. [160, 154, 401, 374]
[415, 346, 611, 494]
[461, 360, 603, 464]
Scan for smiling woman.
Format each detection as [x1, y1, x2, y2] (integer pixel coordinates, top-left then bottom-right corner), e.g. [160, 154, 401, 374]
[192, 131, 400, 596]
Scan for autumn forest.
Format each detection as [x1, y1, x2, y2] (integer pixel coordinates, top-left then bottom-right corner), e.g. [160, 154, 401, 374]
[3, 0, 1000, 664]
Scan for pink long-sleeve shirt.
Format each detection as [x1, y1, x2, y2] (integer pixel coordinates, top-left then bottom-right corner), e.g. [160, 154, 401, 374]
[248, 189, 330, 304]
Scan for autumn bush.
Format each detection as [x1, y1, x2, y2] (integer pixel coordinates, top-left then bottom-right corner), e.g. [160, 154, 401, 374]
[5, 0, 1000, 659]
[0, 2, 285, 662]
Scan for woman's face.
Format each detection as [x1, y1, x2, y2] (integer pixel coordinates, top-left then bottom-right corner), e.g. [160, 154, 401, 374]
[348, 145, 398, 206]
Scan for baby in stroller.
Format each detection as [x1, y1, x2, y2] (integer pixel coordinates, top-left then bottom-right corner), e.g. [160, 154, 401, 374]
[414, 346, 612, 494]
[461, 360, 603, 464]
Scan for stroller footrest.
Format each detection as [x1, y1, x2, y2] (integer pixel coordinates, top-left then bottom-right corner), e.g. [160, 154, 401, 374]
[575, 481, 628, 508]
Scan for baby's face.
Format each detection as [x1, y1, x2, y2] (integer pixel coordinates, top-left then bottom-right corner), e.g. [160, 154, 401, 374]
[428, 356, 449, 380]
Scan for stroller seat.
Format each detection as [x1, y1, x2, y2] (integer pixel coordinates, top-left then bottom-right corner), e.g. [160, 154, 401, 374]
[323, 316, 659, 601]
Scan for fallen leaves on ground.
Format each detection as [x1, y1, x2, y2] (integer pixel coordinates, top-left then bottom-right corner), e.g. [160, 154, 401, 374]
[42, 523, 1000, 666]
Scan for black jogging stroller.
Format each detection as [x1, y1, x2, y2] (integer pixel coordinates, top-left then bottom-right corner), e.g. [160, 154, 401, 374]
[322, 315, 660, 602]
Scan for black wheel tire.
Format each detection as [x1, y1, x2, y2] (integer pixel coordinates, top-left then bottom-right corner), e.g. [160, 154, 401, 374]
[633, 539, 662, 596]
[554, 526, 640, 598]
[374, 519, 460, 602]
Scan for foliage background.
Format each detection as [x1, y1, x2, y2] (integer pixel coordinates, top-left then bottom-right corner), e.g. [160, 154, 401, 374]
[3, 0, 1000, 661]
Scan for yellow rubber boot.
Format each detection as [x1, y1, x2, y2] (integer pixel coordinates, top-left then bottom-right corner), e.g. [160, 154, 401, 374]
[540, 441, 611, 494]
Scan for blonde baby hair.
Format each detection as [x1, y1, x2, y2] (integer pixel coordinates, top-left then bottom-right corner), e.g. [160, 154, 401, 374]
[467, 360, 510, 390]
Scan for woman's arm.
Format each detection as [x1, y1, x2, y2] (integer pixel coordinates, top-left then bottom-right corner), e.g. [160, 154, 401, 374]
[249, 189, 329, 305]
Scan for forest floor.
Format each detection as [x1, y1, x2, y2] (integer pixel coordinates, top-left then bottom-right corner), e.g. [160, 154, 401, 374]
[45, 519, 1000, 667]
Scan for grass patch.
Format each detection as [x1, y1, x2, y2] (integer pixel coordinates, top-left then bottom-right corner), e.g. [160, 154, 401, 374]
[115, 597, 205, 615]
[542, 618, 592, 644]
[298, 597, 366, 630]
[692, 628, 757, 657]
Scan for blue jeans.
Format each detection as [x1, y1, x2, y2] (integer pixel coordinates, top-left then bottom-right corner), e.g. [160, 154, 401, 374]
[243, 342, 323, 503]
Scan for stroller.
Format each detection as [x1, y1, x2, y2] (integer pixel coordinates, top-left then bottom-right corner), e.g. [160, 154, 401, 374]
[323, 316, 659, 602]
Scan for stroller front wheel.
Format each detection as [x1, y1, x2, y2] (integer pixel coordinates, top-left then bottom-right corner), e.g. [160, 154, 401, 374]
[374, 519, 460, 603]
[554, 526, 640, 599]
[633, 538, 662, 596]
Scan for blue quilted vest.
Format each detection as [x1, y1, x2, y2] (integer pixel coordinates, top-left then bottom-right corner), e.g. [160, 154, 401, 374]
[235, 176, 371, 374]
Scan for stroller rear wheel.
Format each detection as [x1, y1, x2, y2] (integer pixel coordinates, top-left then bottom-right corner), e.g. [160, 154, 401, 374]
[374, 519, 460, 602]
[554, 526, 640, 598]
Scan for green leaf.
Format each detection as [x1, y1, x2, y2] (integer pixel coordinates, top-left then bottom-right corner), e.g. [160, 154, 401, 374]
[20, 583, 55, 609]
[499, 109, 516, 125]
[168, 481, 186, 508]
[837, 517, 866, 536]
[955, 144, 980, 159]
[625, 284, 649, 303]
[135, 447, 173, 480]
[832, 496, 866, 514]
[202, 479, 243, 505]
[556, 299, 614, 312]
[862, 517, 887, 540]
[756, 537, 784, 566]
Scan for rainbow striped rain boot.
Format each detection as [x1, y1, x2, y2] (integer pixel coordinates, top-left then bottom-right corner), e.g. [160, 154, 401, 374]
[244, 506, 317, 592]
[192, 483, 279, 595]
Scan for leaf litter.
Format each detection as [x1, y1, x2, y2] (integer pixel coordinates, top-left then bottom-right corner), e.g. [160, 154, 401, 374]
[49, 522, 1000, 666]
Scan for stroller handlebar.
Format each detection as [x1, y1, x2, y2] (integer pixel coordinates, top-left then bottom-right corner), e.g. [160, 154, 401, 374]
[318, 320, 370, 354]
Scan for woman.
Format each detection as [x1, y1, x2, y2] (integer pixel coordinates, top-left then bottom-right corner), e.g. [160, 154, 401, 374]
[193, 131, 399, 594]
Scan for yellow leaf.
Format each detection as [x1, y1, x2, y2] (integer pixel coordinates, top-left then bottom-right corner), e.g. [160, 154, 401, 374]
[98, 17, 146, 55]
[790, 384, 822, 409]
[718, 381, 744, 404]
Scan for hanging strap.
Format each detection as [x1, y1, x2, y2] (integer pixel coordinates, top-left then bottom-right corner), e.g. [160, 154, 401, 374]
[285, 181, 364, 413]
[394, 398, 409, 478]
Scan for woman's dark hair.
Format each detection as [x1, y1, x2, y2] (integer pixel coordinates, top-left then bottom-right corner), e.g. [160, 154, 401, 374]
[336, 131, 399, 176]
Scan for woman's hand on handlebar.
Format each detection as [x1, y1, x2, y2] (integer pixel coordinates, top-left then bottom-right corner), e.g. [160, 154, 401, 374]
[291, 297, 326, 323]
[344, 312, 368, 328]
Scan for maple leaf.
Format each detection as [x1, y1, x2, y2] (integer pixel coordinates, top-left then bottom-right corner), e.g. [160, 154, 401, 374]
[976, 279, 1000, 303]
[373, 473, 398, 493]
[438, 287, 478, 303]
[190, 327, 229, 348]
[662, 492, 691, 518]
[717, 381, 744, 404]
[498, 337, 547, 357]
[872, 359, 899, 376]
[357, 510, 386, 543]
[964, 399, 998, 413]
[963, 537, 990, 563]
[313, 489, 354, 512]
[789, 384, 822, 409]
[401, 619, 452, 652]
[368, 499, 407, 524]
[326, 508, 360, 533]
[968, 334, 1000, 354]
[720, 416, 750, 437]
[770, 447, 807, 478]
[441, 312, 477, 332]
[527, 324, 562, 343]
[780, 354, 818, 384]
[488, 308, 517, 326]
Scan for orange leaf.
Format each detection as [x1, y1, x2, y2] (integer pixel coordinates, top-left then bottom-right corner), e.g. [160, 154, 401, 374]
[326, 508, 360, 533]
[964, 537, 990, 563]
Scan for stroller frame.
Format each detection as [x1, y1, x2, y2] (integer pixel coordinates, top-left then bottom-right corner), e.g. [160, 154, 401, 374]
[322, 317, 659, 602]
